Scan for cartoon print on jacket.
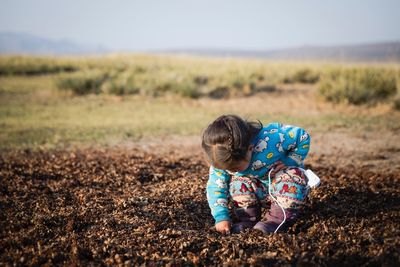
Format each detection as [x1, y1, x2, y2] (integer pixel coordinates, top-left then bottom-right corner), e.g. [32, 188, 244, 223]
[300, 132, 309, 142]
[214, 198, 228, 207]
[275, 133, 285, 152]
[252, 160, 266, 171]
[288, 153, 303, 165]
[264, 129, 278, 135]
[215, 178, 227, 189]
[254, 136, 270, 153]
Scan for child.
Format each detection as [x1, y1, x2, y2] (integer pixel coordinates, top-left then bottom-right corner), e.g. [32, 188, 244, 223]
[201, 114, 311, 234]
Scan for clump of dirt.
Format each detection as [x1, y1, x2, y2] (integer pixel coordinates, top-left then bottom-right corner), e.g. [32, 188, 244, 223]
[1, 148, 399, 266]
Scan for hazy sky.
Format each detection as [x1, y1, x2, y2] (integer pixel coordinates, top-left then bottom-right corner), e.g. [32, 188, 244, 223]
[0, 0, 399, 51]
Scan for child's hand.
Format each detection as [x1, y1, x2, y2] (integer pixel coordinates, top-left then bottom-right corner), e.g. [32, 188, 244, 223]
[270, 161, 286, 177]
[215, 221, 231, 235]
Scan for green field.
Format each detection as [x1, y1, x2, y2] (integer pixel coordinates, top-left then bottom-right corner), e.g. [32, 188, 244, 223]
[1, 54, 399, 149]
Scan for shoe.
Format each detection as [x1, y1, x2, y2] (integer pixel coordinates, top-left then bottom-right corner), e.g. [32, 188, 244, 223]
[232, 205, 261, 233]
[253, 202, 295, 233]
[232, 221, 258, 233]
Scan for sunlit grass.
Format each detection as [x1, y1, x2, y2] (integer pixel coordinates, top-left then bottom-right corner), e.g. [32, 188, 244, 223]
[318, 66, 399, 105]
[1, 54, 399, 149]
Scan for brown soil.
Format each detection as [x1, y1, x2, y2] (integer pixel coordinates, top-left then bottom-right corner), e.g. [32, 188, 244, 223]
[1, 144, 399, 266]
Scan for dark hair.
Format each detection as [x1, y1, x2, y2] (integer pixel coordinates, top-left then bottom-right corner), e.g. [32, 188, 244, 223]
[201, 114, 262, 170]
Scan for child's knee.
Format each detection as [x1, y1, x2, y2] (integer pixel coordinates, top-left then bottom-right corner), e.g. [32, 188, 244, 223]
[229, 176, 259, 208]
[271, 167, 310, 208]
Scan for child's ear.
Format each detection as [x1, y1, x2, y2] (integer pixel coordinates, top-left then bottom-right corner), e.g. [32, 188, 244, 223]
[248, 145, 254, 151]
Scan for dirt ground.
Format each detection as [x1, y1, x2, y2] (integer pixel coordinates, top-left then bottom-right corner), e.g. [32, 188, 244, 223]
[1, 134, 400, 266]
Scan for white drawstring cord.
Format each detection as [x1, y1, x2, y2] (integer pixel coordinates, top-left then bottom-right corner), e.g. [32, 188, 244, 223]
[267, 168, 286, 233]
[268, 167, 318, 233]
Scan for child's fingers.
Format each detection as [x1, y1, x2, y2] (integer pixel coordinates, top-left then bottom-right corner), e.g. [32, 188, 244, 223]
[215, 221, 231, 235]
[222, 225, 231, 235]
[217, 228, 230, 235]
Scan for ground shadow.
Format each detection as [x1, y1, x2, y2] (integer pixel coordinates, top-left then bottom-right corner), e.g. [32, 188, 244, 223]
[308, 187, 400, 219]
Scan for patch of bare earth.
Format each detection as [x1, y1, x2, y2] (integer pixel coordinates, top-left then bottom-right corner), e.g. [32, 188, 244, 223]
[1, 143, 399, 266]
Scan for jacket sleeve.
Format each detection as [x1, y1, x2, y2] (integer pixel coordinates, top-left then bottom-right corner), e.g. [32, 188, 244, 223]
[278, 124, 311, 167]
[206, 166, 231, 223]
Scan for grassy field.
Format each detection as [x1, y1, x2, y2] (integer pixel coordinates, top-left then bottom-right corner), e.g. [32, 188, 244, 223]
[0, 54, 399, 149]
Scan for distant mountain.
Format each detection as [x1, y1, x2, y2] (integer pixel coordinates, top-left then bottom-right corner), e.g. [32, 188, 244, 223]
[0, 32, 108, 55]
[162, 42, 400, 62]
[1, 32, 399, 62]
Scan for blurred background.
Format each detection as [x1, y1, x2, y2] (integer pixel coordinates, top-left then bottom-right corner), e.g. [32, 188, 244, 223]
[0, 0, 399, 152]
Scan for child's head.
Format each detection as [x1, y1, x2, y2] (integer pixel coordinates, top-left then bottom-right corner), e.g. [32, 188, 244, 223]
[201, 114, 262, 172]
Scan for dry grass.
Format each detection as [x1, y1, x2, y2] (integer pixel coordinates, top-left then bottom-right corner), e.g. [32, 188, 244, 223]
[1, 54, 399, 149]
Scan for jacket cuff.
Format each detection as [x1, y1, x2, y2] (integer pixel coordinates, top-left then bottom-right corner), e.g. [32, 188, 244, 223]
[214, 213, 231, 224]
